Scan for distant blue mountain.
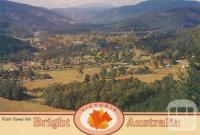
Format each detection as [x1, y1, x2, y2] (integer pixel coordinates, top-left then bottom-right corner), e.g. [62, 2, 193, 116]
[111, 6, 200, 31]
[52, 4, 114, 22]
[74, 3, 115, 9]
[90, 0, 200, 23]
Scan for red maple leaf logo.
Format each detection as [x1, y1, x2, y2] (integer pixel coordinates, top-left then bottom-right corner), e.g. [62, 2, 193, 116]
[88, 109, 112, 129]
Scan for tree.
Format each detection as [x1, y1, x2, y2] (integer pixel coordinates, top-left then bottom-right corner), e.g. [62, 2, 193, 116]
[12, 84, 25, 101]
[99, 68, 107, 79]
[84, 74, 91, 83]
[97, 39, 108, 48]
[0, 80, 26, 100]
[92, 73, 99, 82]
[187, 43, 200, 106]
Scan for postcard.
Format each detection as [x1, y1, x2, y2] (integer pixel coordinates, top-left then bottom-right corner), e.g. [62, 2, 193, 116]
[0, 0, 200, 134]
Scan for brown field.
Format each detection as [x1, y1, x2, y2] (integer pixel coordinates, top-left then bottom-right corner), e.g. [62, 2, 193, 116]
[24, 66, 184, 90]
[116, 65, 184, 83]
[0, 98, 66, 112]
[24, 67, 100, 90]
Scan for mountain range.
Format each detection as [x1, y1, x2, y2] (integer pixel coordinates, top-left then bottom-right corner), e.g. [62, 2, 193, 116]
[111, 6, 200, 31]
[1, 0, 200, 36]
[88, 0, 200, 23]
[0, 0, 72, 36]
[52, 5, 113, 22]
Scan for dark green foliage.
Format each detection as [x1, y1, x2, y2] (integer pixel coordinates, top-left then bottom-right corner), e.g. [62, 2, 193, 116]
[137, 31, 176, 53]
[0, 80, 27, 100]
[0, 36, 34, 62]
[44, 84, 67, 108]
[137, 26, 200, 60]
[187, 40, 200, 108]
[44, 75, 187, 112]
[0, 70, 52, 80]
[99, 67, 107, 79]
[132, 76, 187, 111]
[0, 36, 30, 55]
[96, 39, 108, 48]
[84, 74, 91, 83]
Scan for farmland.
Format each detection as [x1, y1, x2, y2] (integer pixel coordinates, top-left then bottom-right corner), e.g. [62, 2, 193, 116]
[24, 68, 100, 90]
[24, 64, 186, 90]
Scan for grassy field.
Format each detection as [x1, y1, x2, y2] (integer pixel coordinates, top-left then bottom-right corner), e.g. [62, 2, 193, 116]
[115, 65, 184, 83]
[24, 65, 184, 90]
[24, 67, 100, 90]
[135, 66, 181, 83]
[0, 98, 66, 112]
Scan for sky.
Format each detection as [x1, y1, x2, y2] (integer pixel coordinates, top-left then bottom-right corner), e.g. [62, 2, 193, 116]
[9, 0, 144, 8]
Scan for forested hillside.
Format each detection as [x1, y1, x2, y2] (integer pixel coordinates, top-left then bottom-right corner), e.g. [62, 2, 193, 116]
[136, 25, 200, 59]
[90, 0, 200, 23]
[0, 36, 34, 61]
[111, 6, 200, 31]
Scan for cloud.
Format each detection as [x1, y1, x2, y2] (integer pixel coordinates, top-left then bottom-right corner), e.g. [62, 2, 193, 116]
[9, 0, 144, 8]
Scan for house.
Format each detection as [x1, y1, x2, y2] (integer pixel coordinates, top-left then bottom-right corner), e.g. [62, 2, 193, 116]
[164, 64, 172, 68]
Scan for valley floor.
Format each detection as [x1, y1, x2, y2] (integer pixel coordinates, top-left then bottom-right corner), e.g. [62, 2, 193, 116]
[24, 65, 184, 90]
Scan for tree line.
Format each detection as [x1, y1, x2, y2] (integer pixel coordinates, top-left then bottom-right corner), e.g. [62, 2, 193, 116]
[0, 80, 27, 101]
[43, 75, 188, 112]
